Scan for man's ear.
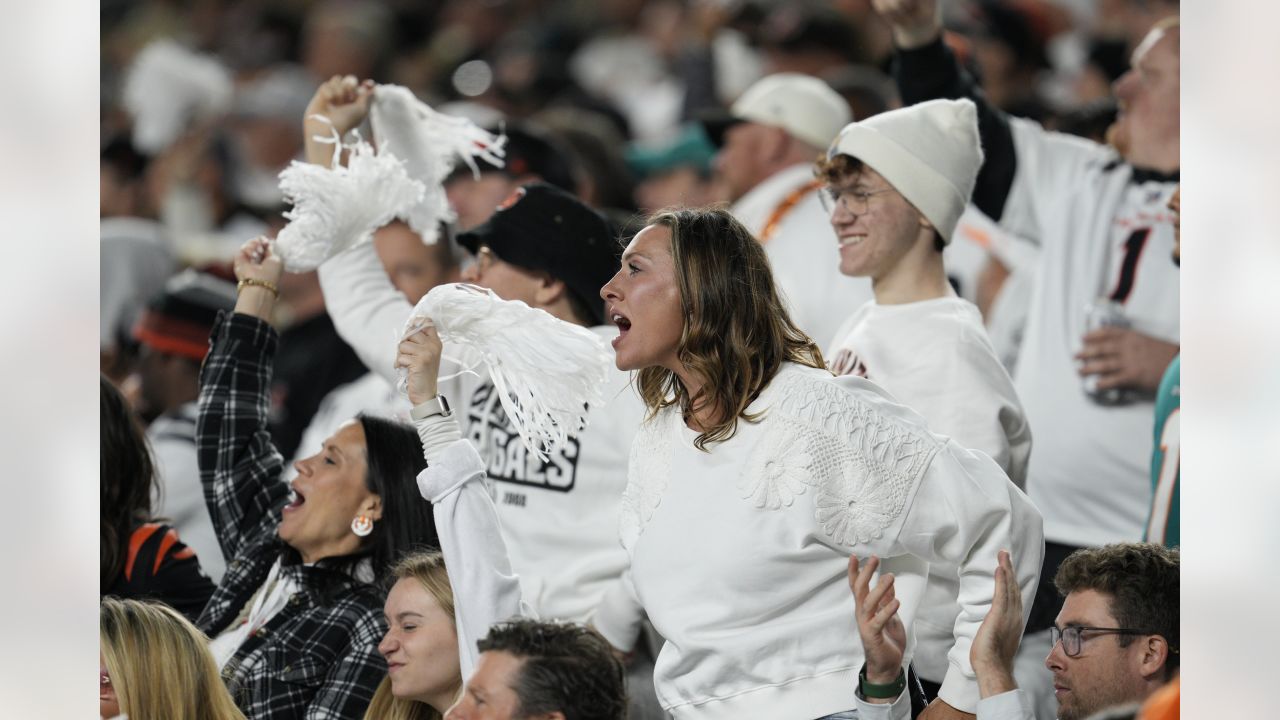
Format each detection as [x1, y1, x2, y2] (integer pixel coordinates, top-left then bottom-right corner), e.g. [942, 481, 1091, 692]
[1136, 635, 1171, 680]
[533, 276, 567, 307]
[528, 713, 565, 720]
[757, 125, 789, 164]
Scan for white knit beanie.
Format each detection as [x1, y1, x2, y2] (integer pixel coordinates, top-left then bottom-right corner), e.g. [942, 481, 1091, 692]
[826, 98, 983, 244]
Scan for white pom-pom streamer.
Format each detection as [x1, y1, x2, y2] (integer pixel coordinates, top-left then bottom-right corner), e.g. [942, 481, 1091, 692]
[273, 121, 426, 272]
[399, 284, 611, 460]
[369, 85, 506, 243]
[123, 39, 233, 154]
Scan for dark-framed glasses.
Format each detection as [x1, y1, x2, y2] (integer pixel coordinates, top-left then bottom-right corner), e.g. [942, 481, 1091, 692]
[819, 185, 895, 215]
[1050, 625, 1162, 657]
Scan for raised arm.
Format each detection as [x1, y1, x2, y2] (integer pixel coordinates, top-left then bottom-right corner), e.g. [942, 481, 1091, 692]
[196, 237, 290, 560]
[872, 0, 1016, 221]
[397, 325, 527, 681]
[302, 76, 419, 384]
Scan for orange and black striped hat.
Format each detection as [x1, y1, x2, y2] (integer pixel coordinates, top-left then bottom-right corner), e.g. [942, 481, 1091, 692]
[132, 270, 236, 361]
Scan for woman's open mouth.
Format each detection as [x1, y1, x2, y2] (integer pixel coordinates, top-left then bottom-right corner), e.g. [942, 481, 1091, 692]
[283, 488, 307, 514]
[611, 311, 631, 348]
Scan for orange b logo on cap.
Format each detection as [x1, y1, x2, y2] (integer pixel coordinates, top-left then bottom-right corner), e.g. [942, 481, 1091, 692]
[496, 186, 526, 212]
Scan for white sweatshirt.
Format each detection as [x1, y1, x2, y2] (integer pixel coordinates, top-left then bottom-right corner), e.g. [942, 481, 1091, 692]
[826, 295, 1032, 685]
[620, 363, 1043, 718]
[826, 295, 1031, 488]
[318, 243, 645, 628]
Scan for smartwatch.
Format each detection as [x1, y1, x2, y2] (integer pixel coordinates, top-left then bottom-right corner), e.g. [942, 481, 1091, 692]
[410, 395, 452, 421]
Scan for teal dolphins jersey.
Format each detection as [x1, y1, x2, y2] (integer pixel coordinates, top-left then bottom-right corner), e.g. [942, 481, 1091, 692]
[1145, 355, 1180, 547]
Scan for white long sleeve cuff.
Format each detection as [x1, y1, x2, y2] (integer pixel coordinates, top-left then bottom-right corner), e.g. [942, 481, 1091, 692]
[852, 685, 910, 720]
[415, 438, 527, 682]
[414, 412, 463, 467]
[976, 689, 1034, 720]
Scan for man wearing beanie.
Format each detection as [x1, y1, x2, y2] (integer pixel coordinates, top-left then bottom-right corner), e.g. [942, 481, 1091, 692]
[816, 98, 1033, 715]
[701, 72, 873, 347]
[874, 3, 1179, 717]
[132, 270, 238, 583]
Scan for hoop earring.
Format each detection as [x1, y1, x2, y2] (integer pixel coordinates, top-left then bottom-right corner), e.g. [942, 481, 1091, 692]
[351, 515, 374, 537]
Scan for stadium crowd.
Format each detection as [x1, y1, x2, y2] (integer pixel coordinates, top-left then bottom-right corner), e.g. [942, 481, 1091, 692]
[99, 1, 1180, 718]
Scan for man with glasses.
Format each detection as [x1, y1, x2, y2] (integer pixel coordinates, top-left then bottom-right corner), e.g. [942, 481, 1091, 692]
[815, 97, 1033, 716]
[849, 543, 1179, 720]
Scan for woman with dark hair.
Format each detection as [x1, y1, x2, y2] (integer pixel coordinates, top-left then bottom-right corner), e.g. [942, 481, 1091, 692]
[597, 208, 1043, 720]
[101, 374, 215, 623]
[196, 236, 440, 718]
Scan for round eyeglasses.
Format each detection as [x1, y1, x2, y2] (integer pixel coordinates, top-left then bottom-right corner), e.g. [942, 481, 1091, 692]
[819, 185, 895, 215]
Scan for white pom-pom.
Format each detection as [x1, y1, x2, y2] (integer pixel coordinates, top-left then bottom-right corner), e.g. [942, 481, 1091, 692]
[400, 284, 611, 460]
[369, 85, 506, 243]
[123, 39, 234, 154]
[273, 123, 426, 273]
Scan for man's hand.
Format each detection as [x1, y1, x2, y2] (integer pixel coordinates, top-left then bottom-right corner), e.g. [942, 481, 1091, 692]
[233, 236, 284, 321]
[848, 555, 906, 703]
[303, 74, 376, 167]
[870, 0, 943, 50]
[970, 550, 1022, 699]
[395, 322, 444, 407]
[1075, 326, 1178, 393]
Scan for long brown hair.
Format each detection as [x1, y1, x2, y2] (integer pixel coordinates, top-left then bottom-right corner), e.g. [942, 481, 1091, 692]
[636, 207, 825, 450]
[101, 374, 159, 587]
[363, 551, 457, 720]
[100, 597, 247, 720]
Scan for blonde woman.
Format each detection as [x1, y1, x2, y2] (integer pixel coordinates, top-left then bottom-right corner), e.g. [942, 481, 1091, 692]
[100, 597, 245, 720]
[364, 552, 461, 720]
[597, 207, 1044, 719]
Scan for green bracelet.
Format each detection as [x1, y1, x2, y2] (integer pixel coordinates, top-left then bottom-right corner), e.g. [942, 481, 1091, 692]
[858, 664, 906, 699]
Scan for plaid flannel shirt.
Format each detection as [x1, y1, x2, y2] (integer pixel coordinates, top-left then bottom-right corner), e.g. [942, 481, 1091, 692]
[196, 312, 388, 720]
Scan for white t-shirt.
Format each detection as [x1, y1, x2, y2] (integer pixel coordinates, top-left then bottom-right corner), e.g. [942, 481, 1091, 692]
[999, 118, 1179, 547]
[621, 363, 1043, 718]
[732, 164, 874, 347]
[826, 295, 1031, 683]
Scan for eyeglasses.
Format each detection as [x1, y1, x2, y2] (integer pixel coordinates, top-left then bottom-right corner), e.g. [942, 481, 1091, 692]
[1050, 625, 1162, 658]
[819, 185, 895, 215]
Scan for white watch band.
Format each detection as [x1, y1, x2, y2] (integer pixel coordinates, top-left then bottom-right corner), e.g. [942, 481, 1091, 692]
[410, 395, 452, 421]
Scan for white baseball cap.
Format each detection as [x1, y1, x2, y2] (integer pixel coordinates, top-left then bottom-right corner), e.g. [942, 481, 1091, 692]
[701, 73, 851, 151]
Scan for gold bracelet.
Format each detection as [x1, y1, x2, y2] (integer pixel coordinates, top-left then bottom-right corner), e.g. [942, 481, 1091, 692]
[237, 278, 279, 298]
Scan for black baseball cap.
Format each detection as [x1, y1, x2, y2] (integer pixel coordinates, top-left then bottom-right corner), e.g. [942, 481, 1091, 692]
[456, 183, 618, 326]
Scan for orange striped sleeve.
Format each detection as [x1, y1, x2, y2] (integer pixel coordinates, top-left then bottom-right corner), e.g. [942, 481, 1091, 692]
[124, 523, 162, 582]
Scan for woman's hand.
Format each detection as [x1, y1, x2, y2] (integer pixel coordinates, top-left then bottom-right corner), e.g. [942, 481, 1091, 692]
[395, 322, 444, 407]
[303, 74, 376, 168]
[848, 554, 907, 702]
[233, 236, 284, 321]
